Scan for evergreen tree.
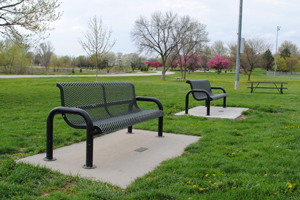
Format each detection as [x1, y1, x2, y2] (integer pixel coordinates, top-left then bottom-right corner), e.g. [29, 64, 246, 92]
[262, 49, 274, 71]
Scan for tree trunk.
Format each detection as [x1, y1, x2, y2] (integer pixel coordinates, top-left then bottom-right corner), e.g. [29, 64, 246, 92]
[161, 65, 166, 80]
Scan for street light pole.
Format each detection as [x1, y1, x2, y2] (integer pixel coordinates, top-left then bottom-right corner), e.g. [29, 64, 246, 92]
[274, 26, 281, 77]
[235, 0, 243, 89]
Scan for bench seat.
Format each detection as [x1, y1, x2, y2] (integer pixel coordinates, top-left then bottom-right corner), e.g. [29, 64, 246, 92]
[72, 109, 164, 134]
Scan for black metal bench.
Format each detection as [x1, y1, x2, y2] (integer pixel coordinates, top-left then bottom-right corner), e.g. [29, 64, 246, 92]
[185, 79, 227, 116]
[44, 82, 165, 169]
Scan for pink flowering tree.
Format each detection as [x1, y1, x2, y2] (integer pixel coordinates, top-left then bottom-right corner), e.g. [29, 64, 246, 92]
[207, 55, 231, 73]
[145, 61, 163, 70]
[173, 54, 202, 79]
[184, 54, 202, 73]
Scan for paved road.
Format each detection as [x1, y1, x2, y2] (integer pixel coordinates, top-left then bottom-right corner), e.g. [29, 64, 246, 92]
[0, 71, 175, 79]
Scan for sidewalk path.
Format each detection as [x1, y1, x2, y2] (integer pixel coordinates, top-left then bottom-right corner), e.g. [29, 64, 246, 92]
[0, 71, 175, 79]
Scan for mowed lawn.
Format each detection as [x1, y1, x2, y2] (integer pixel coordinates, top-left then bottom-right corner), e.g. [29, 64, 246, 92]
[1, 69, 300, 199]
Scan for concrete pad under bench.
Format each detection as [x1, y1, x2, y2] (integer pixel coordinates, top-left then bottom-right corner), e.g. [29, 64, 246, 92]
[18, 129, 201, 189]
[175, 106, 249, 119]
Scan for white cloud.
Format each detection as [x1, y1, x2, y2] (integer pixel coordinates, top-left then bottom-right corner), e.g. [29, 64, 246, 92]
[44, 0, 300, 57]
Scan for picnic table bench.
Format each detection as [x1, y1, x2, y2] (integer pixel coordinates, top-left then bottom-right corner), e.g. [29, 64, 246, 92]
[185, 79, 227, 116]
[44, 82, 165, 169]
[247, 81, 287, 94]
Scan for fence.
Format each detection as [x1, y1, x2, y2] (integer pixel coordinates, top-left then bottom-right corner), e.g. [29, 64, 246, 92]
[266, 71, 300, 77]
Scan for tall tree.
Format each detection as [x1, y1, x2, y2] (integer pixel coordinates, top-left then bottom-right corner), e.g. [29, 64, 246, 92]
[0, 0, 62, 42]
[174, 16, 209, 79]
[280, 47, 291, 59]
[131, 11, 208, 80]
[262, 49, 274, 71]
[211, 40, 228, 57]
[0, 39, 31, 74]
[79, 15, 116, 82]
[278, 40, 300, 57]
[36, 41, 54, 69]
[229, 37, 270, 80]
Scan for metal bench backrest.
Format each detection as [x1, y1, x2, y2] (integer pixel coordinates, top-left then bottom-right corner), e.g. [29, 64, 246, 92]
[186, 79, 213, 100]
[57, 82, 140, 127]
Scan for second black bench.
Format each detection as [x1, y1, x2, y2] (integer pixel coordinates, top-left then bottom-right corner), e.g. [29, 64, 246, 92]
[185, 79, 227, 116]
[44, 82, 165, 169]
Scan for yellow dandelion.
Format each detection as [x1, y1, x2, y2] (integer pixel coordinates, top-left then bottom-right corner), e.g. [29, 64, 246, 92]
[214, 182, 218, 185]
[200, 188, 204, 191]
[193, 185, 197, 188]
[213, 174, 216, 176]
[209, 181, 212, 183]
[265, 174, 268, 176]
[187, 181, 191, 184]
[288, 183, 292, 188]
[232, 153, 235, 155]
[39, 136, 42, 139]
[205, 174, 209, 177]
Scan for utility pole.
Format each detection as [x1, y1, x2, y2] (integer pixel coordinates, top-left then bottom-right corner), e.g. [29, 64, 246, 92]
[274, 26, 281, 77]
[235, 0, 243, 89]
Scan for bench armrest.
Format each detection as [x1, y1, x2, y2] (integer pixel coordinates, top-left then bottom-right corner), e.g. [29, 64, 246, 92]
[187, 89, 211, 98]
[211, 87, 226, 93]
[136, 96, 163, 111]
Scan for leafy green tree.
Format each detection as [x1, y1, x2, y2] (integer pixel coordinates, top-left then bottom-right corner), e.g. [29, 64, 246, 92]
[280, 47, 291, 59]
[273, 56, 287, 72]
[262, 49, 274, 71]
[278, 40, 300, 57]
[286, 55, 299, 72]
[0, 39, 31, 74]
[0, 0, 62, 42]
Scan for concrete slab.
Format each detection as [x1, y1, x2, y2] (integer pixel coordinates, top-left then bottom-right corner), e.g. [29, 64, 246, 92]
[18, 129, 201, 189]
[175, 106, 249, 119]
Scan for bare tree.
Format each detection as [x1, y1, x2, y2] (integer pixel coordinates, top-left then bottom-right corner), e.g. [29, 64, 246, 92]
[79, 15, 116, 81]
[36, 41, 54, 69]
[174, 16, 209, 79]
[131, 11, 184, 80]
[211, 40, 228, 57]
[132, 11, 208, 80]
[229, 37, 270, 80]
[0, 0, 62, 42]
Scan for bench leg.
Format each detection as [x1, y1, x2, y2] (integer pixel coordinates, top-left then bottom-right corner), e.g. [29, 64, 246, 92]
[206, 100, 210, 116]
[127, 126, 133, 134]
[44, 107, 96, 169]
[223, 97, 226, 108]
[43, 111, 57, 162]
[185, 93, 189, 114]
[157, 116, 164, 137]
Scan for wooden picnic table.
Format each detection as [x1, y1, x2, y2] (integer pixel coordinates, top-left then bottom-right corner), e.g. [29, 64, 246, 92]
[247, 81, 287, 94]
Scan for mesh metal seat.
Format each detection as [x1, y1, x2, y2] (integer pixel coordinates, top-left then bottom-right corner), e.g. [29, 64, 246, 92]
[185, 79, 227, 116]
[44, 82, 164, 169]
[57, 82, 164, 134]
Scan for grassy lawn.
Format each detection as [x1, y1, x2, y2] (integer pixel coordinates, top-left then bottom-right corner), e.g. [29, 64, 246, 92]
[1, 69, 300, 199]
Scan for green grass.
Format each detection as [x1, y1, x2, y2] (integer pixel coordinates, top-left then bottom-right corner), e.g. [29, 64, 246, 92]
[1, 69, 300, 199]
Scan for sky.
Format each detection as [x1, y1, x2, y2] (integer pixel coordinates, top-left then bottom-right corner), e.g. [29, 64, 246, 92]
[46, 0, 300, 57]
